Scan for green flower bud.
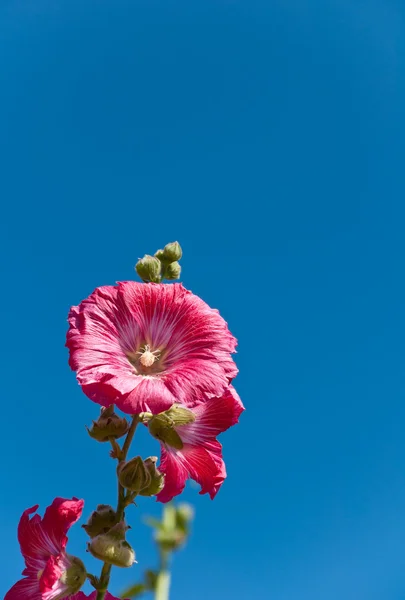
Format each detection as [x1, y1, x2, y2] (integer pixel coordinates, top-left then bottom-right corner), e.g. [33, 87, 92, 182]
[88, 522, 136, 568]
[148, 413, 183, 449]
[135, 255, 162, 283]
[158, 241, 182, 264]
[148, 406, 195, 449]
[154, 249, 165, 261]
[164, 261, 181, 280]
[60, 555, 87, 596]
[138, 456, 165, 497]
[165, 405, 196, 425]
[117, 456, 152, 492]
[82, 504, 117, 538]
[87, 406, 129, 443]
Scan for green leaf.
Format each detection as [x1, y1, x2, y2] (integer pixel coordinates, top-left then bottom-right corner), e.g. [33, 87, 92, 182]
[144, 569, 158, 590]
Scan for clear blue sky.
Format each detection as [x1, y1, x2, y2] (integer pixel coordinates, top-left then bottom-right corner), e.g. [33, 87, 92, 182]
[1, 1, 405, 599]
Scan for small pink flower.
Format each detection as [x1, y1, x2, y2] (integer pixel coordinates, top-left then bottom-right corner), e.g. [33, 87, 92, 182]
[5, 498, 85, 600]
[151, 386, 245, 502]
[67, 282, 237, 415]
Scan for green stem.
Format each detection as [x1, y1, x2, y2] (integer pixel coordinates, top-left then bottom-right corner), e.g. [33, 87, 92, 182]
[95, 415, 140, 600]
[121, 416, 139, 459]
[155, 551, 171, 600]
[155, 570, 171, 600]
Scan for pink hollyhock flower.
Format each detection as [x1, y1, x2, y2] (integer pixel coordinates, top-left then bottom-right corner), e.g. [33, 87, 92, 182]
[67, 282, 237, 415]
[148, 386, 245, 503]
[5, 498, 85, 600]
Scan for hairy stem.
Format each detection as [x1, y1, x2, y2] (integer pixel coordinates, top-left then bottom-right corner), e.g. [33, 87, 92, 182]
[95, 414, 140, 600]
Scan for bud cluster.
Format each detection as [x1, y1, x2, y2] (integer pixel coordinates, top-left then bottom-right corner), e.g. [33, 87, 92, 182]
[88, 521, 136, 568]
[135, 241, 182, 283]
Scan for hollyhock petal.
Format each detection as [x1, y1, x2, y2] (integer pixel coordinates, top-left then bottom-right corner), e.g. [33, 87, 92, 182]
[67, 282, 238, 414]
[81, 381, 123, 407]
[180, 386, 245, 443]
[156, 446, 188, 503]
[42, 498, 84, 549]
[39, 555, 63, 594]
[4, 577, 42, 600]
[157, 442, 226, 503]
[164, 359, 236, 406]
[18, 505, 43, 561]
[121, 377, 177, 414]
[70, 593, 126, 600]
[67, 286, 142, 399]
[18, 506, 60, 569]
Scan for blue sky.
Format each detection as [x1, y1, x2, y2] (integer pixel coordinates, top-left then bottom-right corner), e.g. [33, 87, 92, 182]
[1, 1, 405, 599]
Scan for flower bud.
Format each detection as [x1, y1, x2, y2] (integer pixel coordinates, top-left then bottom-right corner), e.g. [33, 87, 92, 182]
[60, 555, 87, 595]
[138, 457, 165, 497]
[156, 241, 182, 264]
[164, 261, 181, 280]
[148, 406, 195, 449]
[87, 406, 129, 443]
[165, 405, 196, 425]
[88, 522, 136, 568]
[117, 456, 152, 492]
[135, 255, 162, 283]
[82, 504, 117, 538]
[148, 413, 183, 449]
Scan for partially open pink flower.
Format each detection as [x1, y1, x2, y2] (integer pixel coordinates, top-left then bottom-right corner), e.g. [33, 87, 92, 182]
[67, 282, 237, 415]
[148, 386, 245, 502]
[5, 498, 85, 600]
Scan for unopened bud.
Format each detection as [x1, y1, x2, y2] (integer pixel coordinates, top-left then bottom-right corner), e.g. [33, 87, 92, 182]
[117, 456, 151, 492]
[82, 504, 117, 538]
[135, 255, 162, 283]
[156, 241, 182, 264]
[164, 261, 181, 280]
[148, 405, 195, 449]
[166, 405, 196, 425]
[60, 555, 87, 595]
[148, 413, 183, 449]
[138, 457, 165, 497]
[87, 406, 129, 443]
[88, 522, 136, 568]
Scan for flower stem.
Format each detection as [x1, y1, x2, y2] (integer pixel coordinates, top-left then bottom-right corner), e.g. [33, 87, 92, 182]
[121, 416, 139, 459]
[95, 414, 140, 600]
[155, 570, 171, 600]
[155, 551, 171, 600]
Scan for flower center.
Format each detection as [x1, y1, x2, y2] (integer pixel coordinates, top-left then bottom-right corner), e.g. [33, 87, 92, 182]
[127, 343, 163, 375]
[139, 345, 159, 368]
